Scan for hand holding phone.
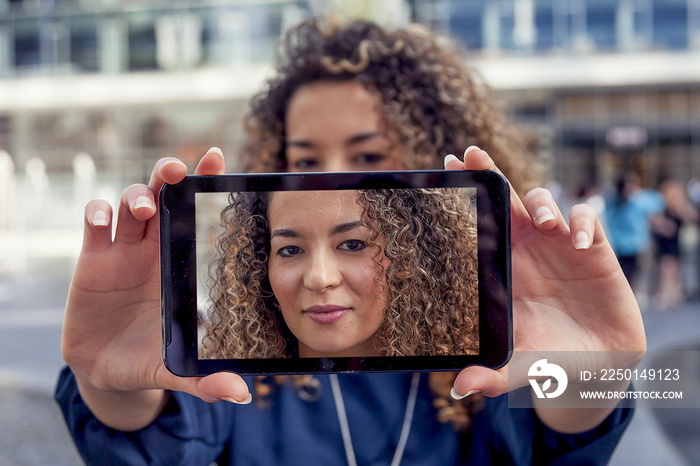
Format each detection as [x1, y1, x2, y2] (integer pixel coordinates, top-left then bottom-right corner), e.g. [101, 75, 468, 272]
[61, 150, 253, 432]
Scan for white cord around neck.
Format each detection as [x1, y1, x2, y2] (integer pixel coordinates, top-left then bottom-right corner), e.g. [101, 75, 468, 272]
[329, 373, 421, 466]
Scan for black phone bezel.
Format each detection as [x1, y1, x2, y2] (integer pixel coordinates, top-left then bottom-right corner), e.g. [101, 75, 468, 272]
[160, 170, 511, 376]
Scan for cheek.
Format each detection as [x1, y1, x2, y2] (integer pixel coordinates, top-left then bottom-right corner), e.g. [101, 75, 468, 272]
[358, 261, 389, 330]
[268, 260, 295, 306]
[385, 148, 407, 170]
[349, 256, 387, 300]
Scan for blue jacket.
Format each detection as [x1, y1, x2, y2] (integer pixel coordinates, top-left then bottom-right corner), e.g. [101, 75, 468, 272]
[56, 367, 633, 465]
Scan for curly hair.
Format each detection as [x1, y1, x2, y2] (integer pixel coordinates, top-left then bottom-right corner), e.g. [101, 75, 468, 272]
[228, 15, 539, 430]
[362, 188, 479, 357]
[201, 187, 478, 360]
[241, 17, 542, 196]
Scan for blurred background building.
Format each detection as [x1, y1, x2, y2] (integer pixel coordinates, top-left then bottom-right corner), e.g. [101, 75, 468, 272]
[1, 0, 700, 245]
[2, 0, 700, 224]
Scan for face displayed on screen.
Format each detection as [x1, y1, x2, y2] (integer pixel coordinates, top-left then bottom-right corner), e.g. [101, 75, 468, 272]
[196, 187, 480, 361]
[267, 190, 388, 358]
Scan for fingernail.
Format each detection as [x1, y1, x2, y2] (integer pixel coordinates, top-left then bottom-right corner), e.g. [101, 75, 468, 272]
[222, 393, 252, 405]
[134, 196, 153, 210]
[534, 206, 555, 225]
[574, 230, 591, 250]
[451, 387, 484, 400]
[463, 145, 481, 158]
[443, 154, 460, 168]
[207, 146, 224, 158]
[162, 159, 185, 169]
[91, 210, 109, 227]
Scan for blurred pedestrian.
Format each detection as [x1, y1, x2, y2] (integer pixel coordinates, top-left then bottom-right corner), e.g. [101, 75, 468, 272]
[576, 180, 606, 229]
[605, 171, 664, 302]
[650, 179, 699, 310]
[686, 176, 700, 300]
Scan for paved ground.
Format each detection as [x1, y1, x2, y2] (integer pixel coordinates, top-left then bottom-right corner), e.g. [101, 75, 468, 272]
[0, 270, 698, 466]
[610, 306, 700, 466]
[0, 271, 83, 466]
[0, 384, 83, 466]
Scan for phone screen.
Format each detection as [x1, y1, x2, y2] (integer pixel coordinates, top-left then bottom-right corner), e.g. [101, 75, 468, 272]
[161, 171, 511, 376]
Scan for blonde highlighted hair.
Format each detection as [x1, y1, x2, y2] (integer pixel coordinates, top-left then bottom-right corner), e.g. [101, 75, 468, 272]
[241, 17, 541, 196]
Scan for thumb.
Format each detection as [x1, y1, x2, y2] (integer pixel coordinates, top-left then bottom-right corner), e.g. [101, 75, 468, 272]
[453, 352, 569, 400]
[169, 371, 252, 405]
[452, 365, 509, 399]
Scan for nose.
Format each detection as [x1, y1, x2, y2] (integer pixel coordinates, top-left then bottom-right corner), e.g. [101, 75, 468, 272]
[320, 152, 351, 172]
[304, 249, 342, 292]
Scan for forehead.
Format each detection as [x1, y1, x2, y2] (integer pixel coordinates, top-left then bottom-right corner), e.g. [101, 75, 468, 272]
[285, 81, 384, 138]
[268, 190, 362, 226]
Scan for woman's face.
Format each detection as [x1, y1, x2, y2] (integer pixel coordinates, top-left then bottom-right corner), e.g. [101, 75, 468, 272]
[267, 190, 387, 357]
[284, 80, 404, 172]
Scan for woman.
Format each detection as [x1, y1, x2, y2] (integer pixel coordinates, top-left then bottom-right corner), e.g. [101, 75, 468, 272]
[202, 188, 479, 359]
[650, 179, 698, 309]
[242, 18, 540, 196]
[56, 17, 645, 465]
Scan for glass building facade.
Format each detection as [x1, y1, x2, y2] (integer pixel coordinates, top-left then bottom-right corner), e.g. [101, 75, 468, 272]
[445, 0, 700, 53]
[0, 0, 699, 209]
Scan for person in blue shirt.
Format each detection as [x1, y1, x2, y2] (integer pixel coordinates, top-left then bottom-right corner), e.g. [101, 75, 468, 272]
[605, 170, 665, 285]
[56, 17, 644, 465]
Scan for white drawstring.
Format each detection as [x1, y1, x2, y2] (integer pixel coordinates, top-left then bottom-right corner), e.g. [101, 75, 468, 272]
[329, 373, 421, 466]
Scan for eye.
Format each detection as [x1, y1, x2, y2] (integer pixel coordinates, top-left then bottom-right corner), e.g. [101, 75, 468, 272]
[338, 239, 366, 252]
[354, 153, 386, 165]
[290, 158, 319, 171]
[277, 245, 304, 257]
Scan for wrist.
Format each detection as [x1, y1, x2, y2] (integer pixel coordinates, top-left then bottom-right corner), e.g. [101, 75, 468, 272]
[74, 374, 170, 432]
[532, 379, 631, 434]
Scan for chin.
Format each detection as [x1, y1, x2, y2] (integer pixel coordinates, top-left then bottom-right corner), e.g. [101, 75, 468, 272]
[301, 343, 365, 358]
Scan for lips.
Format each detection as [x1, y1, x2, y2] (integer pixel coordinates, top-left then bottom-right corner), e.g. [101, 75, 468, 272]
[303, 305, 351, 324]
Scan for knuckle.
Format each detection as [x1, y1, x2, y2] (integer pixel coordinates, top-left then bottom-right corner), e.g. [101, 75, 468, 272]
[569, 203, 594, 221]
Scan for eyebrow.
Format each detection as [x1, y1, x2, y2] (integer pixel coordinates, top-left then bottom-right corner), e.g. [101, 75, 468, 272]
[286, 131, 381, 149]
[270, 228, 300, 239]
[330, 220, 364, 235]
[270, 221, 364, 239]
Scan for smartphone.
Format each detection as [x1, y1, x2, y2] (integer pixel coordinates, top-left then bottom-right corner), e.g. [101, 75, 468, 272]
[160, 170, 511, 376]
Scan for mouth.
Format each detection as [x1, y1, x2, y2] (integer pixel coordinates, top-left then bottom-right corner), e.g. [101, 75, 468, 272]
[303, 305, 351, 324]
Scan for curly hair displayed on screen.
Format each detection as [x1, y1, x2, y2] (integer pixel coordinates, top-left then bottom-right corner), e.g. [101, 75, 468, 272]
[201, 187, 479, 360]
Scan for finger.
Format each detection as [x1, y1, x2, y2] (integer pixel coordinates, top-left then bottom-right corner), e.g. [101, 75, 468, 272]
[521, 187, 569, 236]
[568, 203, 604, 251]
[454, 146, 535, 233]
[147, 157, 188, 200]
[443, 146, 495, 171]
[82, 200, 114, 252]
[462, 145, 497, 171]
[168, 371, 252, 405]
[198, 372, 252, 404]
[194, 147, 226, 176]
[443, 154, 463, 170]
[452, 365, 509, 399]
[114, 184, 156, 245]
